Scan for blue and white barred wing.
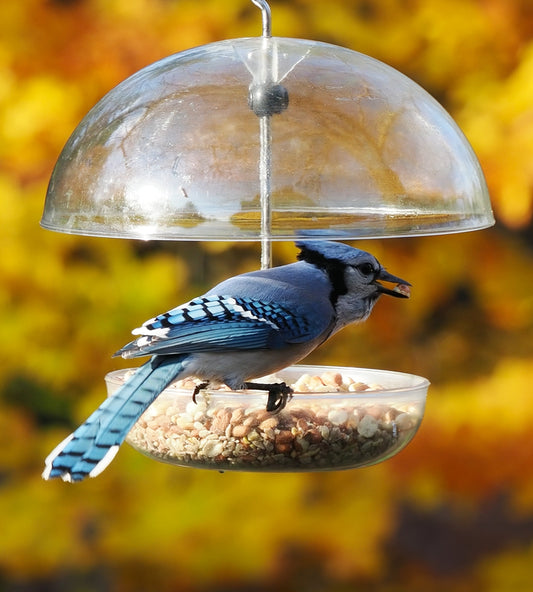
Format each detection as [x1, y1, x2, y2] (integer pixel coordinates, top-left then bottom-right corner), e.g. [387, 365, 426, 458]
[115, 295, 322, 358]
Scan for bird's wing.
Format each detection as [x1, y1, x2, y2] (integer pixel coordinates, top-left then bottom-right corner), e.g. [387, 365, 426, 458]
[115, 295, 328, 359]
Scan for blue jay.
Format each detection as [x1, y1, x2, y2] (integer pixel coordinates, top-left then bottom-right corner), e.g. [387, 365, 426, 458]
[42, 240, 410, 482]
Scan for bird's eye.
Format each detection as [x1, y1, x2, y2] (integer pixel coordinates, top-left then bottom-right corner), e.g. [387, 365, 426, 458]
[356, 262, 376, 278]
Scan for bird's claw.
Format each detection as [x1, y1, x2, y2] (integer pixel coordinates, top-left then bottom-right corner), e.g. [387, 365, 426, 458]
[192, 381, 210, 404]
[266, 382, 293, 413]
[243, 381, 293, 413]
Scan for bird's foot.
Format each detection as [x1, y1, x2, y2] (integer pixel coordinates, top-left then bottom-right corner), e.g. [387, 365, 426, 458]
[192, 381, 210, 404]
[243, 382, 294, 413]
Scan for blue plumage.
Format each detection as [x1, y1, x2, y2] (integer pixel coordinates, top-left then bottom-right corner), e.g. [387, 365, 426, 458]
[43, 240, 410, 482]
[43, 356, 188, 481]
[116, 295, 314, 358]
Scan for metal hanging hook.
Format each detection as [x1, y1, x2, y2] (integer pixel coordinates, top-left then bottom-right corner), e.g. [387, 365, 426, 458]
[250, 0, 272, 38]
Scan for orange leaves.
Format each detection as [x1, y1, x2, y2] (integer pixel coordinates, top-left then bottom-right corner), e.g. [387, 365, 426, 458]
[1, 1, 533, 591]
[390, 358, 533, 503]
[459, 42, 533, 229]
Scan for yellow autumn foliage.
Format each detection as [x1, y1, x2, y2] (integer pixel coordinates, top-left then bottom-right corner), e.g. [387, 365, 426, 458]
[1, 0, 533, 591]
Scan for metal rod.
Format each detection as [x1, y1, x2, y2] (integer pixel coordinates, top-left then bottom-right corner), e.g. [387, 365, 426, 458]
[250, 0, 272, 38]
[250, 0, 275, 269]
[259, 114, 272, 269]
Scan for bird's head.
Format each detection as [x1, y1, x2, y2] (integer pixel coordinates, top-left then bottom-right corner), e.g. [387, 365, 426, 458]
[296, 240, 410, 327]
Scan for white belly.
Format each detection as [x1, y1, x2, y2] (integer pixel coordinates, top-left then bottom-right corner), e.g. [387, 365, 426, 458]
[179, 343, 317, 390]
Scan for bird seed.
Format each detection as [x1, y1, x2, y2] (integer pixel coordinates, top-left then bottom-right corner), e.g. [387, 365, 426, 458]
[124, 371, 421, 471]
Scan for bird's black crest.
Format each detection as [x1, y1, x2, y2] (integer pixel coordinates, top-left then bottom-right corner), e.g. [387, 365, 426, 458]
[297, 245, 347, 305]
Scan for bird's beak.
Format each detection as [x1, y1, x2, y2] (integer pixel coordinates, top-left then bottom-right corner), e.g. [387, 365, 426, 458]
[375, 269, 411, 298]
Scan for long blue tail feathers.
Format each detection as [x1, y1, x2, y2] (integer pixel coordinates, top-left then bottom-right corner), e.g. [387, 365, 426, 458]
[42, 355, 186, 482]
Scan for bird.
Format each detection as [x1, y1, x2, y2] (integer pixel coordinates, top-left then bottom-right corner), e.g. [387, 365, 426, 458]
[42, 240, 410, 482]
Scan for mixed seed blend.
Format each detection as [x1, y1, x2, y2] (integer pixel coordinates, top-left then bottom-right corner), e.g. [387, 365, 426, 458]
[120, 370, 422, 471]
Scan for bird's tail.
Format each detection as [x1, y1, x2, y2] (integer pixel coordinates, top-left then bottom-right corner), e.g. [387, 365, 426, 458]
[42, 355, 187, 482]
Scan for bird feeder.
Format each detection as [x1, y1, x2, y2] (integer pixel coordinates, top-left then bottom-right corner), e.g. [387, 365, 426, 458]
[41, 0, 493, 472]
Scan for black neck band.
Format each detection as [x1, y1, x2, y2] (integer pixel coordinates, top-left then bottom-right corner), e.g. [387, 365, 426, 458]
[297, 247, 347, 306]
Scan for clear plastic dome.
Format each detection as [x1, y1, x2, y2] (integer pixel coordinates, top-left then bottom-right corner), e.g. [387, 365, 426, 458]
[41, 37, 494, 241]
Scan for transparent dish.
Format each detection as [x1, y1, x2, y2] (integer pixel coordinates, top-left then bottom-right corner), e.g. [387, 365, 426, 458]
[105, 365, 429, 472]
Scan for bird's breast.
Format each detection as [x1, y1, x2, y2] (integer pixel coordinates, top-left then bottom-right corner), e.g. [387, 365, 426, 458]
[182, 340, 322, 390]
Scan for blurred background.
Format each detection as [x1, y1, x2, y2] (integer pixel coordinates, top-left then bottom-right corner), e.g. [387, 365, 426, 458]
[1, 0, 533, 590]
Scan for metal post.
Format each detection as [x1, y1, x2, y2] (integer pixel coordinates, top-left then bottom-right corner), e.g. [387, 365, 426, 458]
[249, 0, 288, 269]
